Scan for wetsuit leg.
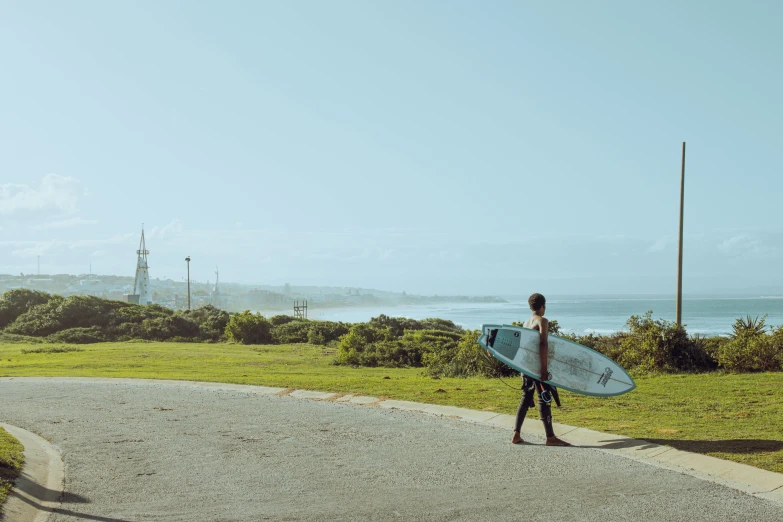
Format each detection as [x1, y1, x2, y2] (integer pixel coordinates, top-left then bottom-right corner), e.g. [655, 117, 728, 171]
[536, 383, 555, 438]
[514, 375, 536, 433]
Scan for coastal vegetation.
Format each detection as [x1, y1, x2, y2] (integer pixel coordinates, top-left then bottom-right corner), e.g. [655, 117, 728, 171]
[2, 290, 782, 473]
[1, 289, 781, 373]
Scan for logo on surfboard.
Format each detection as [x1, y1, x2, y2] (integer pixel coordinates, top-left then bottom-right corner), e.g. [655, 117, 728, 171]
[597, 367, 613, 387]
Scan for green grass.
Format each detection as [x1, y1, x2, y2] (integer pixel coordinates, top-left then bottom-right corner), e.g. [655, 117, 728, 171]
[0, 427, 24, 516]
[2, 341, 782, 473]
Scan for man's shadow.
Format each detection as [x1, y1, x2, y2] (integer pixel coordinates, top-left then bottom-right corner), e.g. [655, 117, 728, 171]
[580, 438, 783, 454]
[9, 470, 132, 522]
[643, 438, 783, 454]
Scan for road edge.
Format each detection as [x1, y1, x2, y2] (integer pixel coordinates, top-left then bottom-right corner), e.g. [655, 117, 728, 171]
[0, 421, 64, 522]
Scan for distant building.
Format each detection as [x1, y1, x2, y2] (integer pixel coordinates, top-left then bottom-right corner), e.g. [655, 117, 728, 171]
[211, 266, 226, 308]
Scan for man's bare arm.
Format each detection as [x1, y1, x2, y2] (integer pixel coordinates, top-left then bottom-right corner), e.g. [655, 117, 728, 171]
[539, 317, 549, 380]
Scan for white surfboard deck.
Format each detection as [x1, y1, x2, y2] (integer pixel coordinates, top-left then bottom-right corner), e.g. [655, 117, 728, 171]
[478, 324, 635, 397]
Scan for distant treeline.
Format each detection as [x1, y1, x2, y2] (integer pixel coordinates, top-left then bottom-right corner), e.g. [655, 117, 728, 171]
[2, 289, 781, 374]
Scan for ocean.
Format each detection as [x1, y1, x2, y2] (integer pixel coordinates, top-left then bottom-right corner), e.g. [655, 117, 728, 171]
[306, 296, 783, 336]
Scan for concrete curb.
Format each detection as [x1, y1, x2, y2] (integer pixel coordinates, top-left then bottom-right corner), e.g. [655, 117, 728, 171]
[0, 422, 64, 522]
[3, 376, 782, 507]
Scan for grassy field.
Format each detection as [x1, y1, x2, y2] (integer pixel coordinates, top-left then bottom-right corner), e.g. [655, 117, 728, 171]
[0, 427, 24, 516]
[1, 341, 782, 473]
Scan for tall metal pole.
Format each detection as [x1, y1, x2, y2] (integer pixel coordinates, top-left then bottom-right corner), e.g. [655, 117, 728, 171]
[676, 142, 686, 326]
[185, 256, 191, 310]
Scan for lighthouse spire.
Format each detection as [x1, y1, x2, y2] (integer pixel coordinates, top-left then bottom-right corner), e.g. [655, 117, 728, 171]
[133, 225, 152, 305]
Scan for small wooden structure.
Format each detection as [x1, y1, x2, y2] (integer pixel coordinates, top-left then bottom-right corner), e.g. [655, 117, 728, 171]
[294, 300, 308, 319]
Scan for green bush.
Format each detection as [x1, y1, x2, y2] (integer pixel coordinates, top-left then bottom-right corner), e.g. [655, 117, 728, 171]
[717, 316, 782, 372]
[225, 311, 272, 344]
[613, 312, 711, 372]
[269, 315, 297, 326]
[20, 344, 84, 354]
[334, 323, 394, 366]
[307, 321, 349, 345]
[0, 289, 53, 328]
[271, 320, 310, 344]
[690, 334, 723, 371]
[334, 320, 464, 368]
[422, 330, 516, 378]
[139, 315, 200, 341]
[416, 317, 463, 334]
[270, 319, 350, 345]
[47, 327, 107, 344]
[178, 305, 230, 341]
[0, 332, 45, 344]
[367, 314, 424, 337]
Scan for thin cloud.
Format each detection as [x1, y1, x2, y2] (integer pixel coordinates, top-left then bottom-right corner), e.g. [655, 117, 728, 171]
[0, 174, 82, 215]
[2, 233, 136, 258]
[147, 218, 185, 240]
[646, 236, 670, 253]
[718, 235, 762, 254]
[30, 217, 99, 230]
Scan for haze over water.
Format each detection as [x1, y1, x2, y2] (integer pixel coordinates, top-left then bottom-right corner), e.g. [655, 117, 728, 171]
[309, 296, 783, 336]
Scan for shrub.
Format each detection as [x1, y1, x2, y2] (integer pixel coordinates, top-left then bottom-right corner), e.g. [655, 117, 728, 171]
[368, 314, 424, 337]
[617, 311, 711, 372]
[139, 315, 200, 341]
[560, 331, 627, 362]
[0, 289, 53, 328]
[0, 332, 45, 344]
[269, 315, 297, 326]
[178, 305, 230, 341]
[422, 330, 516, 378]
[690, 334, 722, 370]
[47, 327, 106, 344]
[417, 318, 463, 334]
[271, 320, 310, 344]
[225, 311, 272, 344]
[20, 344, 84, 354]
[717, 316, 782, 372]
[334, 324, 394, 366]
[303, 321, 349, 346]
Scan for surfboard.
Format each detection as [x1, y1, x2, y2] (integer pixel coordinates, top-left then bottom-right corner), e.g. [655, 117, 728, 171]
[477, 324, 635, 397]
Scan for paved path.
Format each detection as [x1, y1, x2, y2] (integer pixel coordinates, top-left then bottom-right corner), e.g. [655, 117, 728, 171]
[2, 378, 783, 522]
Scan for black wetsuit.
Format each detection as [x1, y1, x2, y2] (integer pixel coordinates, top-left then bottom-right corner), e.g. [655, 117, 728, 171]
[515, 374, 557, 438]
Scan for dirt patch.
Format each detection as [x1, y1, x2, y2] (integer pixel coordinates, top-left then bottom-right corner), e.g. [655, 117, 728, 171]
[322, 392, 350, 402]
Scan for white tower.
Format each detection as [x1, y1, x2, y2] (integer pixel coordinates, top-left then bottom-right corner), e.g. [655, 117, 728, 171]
[133, 227, 152, 305]
[211, 266, 222, 307]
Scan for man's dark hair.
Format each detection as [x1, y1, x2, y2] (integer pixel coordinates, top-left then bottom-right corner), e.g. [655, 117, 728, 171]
[528, 293, 546, 311]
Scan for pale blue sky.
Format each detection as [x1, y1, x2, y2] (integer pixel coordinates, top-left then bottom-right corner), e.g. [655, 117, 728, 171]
[1, 1, 781, 295]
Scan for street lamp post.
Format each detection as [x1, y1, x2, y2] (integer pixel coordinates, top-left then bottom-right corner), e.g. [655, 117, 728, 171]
[185, 256, 191, 310]
[676, 142, 685, 327]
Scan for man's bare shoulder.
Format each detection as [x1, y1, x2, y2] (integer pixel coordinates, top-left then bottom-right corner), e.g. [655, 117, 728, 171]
[538, 316, 549, 330]
[527, 315, 548, 329]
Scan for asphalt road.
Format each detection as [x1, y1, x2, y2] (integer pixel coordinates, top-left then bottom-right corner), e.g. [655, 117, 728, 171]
[2, 378, 782, 522]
